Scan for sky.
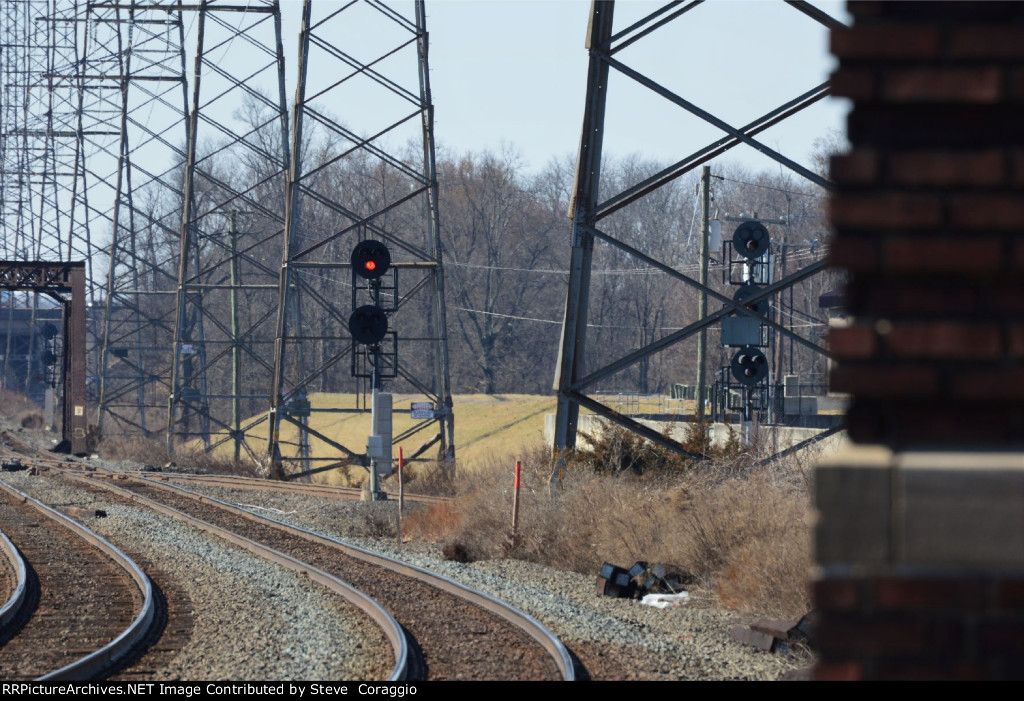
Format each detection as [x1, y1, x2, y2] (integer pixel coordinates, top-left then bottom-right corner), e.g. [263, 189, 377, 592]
[263, 0, 851, 179]
[418, 0, 851, 175]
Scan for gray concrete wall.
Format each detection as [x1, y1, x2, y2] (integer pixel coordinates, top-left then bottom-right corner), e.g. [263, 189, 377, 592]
[544, 413, 849, 457]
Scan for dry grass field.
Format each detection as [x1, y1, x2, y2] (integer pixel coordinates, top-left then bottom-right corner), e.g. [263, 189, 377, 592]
[216, 393, 558, 480]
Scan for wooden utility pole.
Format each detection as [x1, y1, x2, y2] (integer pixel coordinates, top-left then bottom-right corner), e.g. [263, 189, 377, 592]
[695, 166, 711, 420]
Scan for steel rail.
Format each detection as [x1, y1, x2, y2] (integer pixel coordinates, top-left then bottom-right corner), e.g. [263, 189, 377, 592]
[0, 527, 27, 628]
[0, 478, 155, 681]
[62, 472, 408, 681]
[0, 438, 453, 506]
[123, 473, 576, 681]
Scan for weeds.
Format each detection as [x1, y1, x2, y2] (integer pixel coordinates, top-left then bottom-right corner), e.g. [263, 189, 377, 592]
[393, 460, 456, 497]
[407, 439, 813, 618]
[0, 390, 45, 431]
[97, 414, 814, 617]
[575, 420, 744, 476]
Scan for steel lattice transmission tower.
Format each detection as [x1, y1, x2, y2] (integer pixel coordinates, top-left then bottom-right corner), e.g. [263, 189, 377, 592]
[552, 0, 845, 485]
[81, 2, 192, 439]
[268, 0, 455, 480]
[168, 0, 290, 461]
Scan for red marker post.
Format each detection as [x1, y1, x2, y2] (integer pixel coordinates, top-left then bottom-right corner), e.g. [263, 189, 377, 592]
[511, 460, 522, 539]
[396, 447, 405, 547]
[398, 446, 405, 516]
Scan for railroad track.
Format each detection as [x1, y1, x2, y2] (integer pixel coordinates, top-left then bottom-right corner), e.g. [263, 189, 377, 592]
[0, 478, 154, 680]
[1, 437, 408, 680]
[134, 471, 453, 506]
[69, 470, 573, 680]
[1, 435, 574, 680]
[16, 468, 406, 681]
[1, 429, 451, 506]
[0, 523, 27, 629]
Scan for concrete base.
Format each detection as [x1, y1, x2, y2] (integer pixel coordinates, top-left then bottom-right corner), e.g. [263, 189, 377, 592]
[814, 447, 1024, 680]
[784, 395, 849, 416]
[816, 447, 1024, 568]
[544, 413, 849, 456]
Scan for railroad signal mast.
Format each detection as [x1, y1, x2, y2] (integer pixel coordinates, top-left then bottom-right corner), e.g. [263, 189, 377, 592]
[267, 0, 455, 483]
[551, 1, 841, 487]
[720, 218, 777, 445]
[349, 240, 394, 502]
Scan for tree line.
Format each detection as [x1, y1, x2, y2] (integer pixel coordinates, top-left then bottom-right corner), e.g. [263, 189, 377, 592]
[439, 144, 839, 398]
[89, 121, 840, 438]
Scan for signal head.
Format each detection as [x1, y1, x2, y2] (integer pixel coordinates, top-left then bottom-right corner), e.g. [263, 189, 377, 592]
[351, 240, 391, 280]
[348, 305, 389, 345]
[733, 282, 769, 317]
[732, 221, 770, 260]
[730, 346, 768, 386]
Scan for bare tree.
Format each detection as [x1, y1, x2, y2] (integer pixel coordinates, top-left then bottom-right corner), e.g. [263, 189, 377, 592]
[441, 150, 564, 393]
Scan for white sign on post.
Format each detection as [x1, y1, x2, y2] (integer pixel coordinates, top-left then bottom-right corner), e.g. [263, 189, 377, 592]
[410, 402, 433, 419]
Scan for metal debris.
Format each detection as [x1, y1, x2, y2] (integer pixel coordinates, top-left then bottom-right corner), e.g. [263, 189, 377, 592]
[1, 459, 25, 472]
[597, 563, 637, 599]
[597, 561, 691, 599]
[629, 561, 690, 594]
[729, 624, 776, 651]
[730, 614, 811, 653]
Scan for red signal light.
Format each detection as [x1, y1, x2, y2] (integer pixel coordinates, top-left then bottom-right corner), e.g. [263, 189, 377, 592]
[351, 240, 390, 280]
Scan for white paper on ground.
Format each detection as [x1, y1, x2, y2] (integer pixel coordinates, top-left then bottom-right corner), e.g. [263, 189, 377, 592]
[640, 591, 690, 608]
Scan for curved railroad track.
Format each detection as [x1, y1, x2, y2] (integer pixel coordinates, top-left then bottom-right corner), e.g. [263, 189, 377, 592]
[21, 470, 406, 681]
[0, 525, 27, 628]
[0, 433, 574, 680]
[1, 434, 407, 680]
[0, 478, 154, 680]
[70, 469, 573, 681]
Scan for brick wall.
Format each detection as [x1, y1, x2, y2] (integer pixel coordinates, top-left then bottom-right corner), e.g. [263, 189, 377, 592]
[828, 1, 1024, 449]
[816, 573, 1024, 680]
[817, 1, 1024, 680]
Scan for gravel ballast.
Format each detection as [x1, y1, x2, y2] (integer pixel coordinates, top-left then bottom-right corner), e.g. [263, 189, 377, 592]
[1, 470, 391, 681]
[1, 419, 814, 681]
[145, 479, 812, 681]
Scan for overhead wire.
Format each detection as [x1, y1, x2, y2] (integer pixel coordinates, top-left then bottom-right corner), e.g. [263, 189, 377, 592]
[454, 305, 723, 333]
[713, 174, 826, 200]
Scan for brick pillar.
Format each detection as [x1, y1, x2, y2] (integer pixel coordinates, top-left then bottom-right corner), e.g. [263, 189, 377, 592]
[817, 1, 1024, 680]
